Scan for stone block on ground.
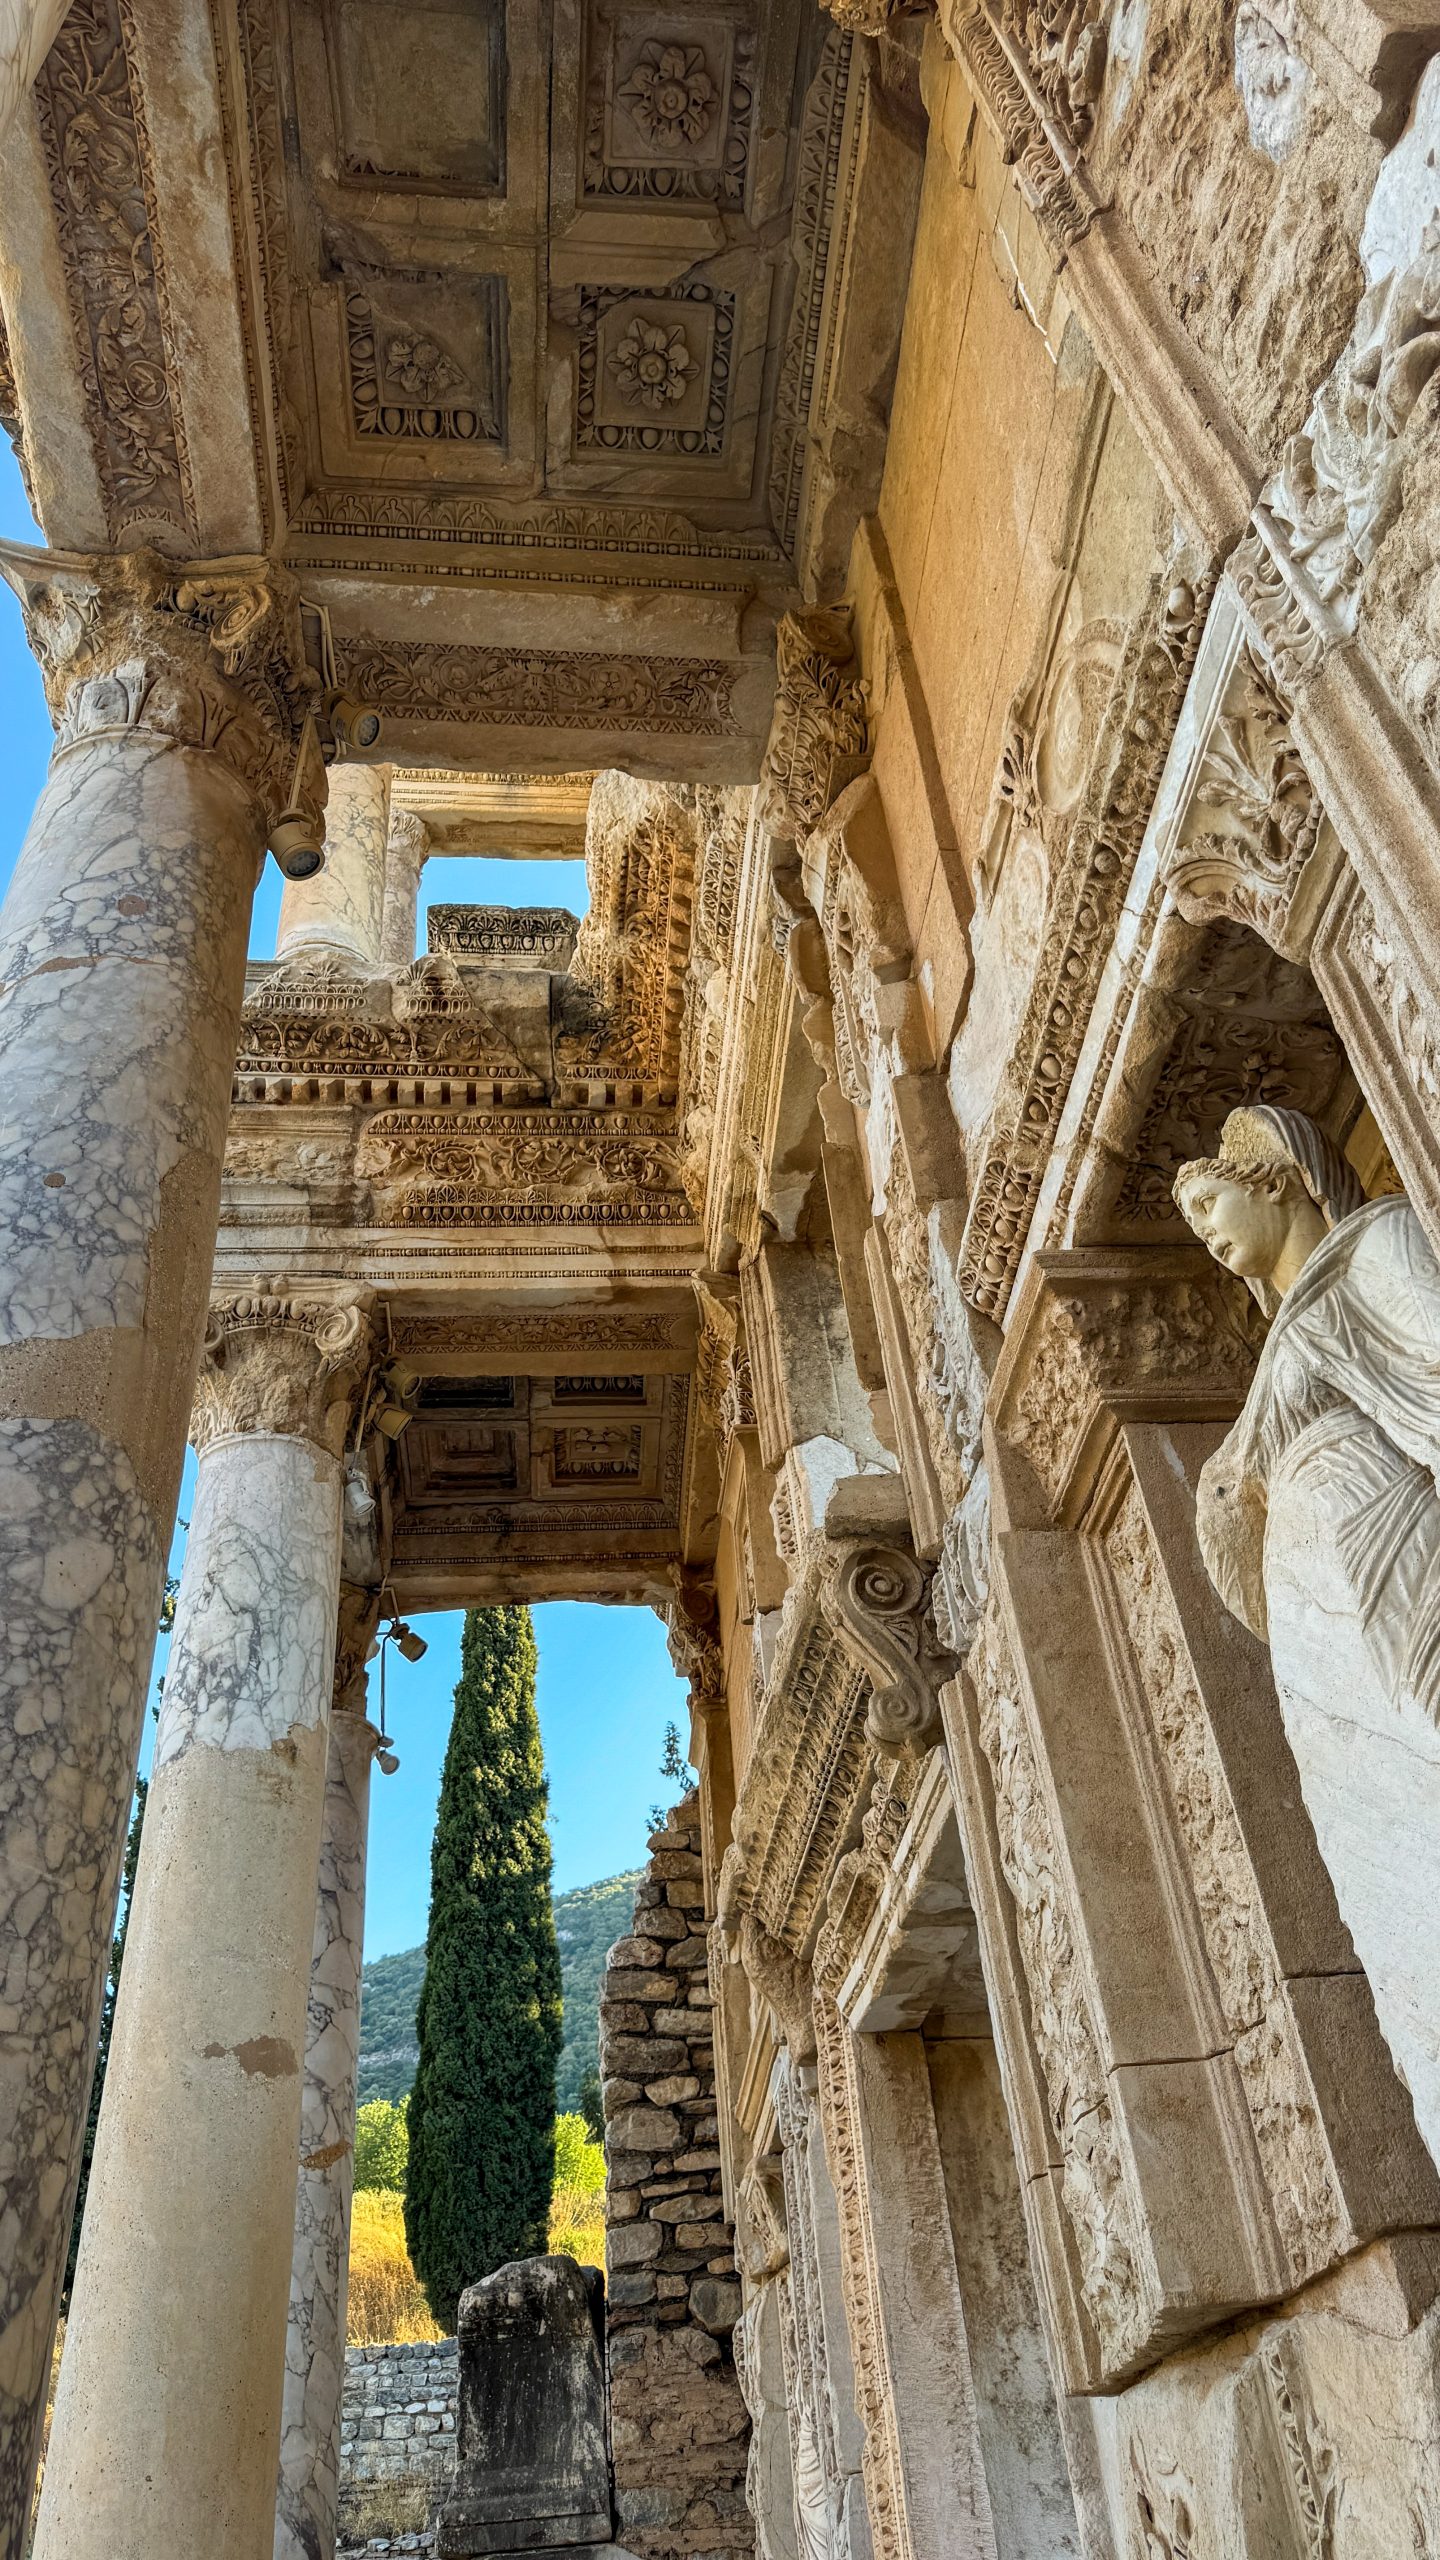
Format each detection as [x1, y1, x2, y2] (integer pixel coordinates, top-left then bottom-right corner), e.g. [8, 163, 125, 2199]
[437, 2256, 611, 2557]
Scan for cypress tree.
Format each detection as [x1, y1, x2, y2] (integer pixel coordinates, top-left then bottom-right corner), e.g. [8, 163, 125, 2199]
[406, 1605, 563, 2330]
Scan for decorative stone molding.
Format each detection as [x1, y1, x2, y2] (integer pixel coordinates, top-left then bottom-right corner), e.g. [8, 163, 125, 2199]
[945, 4, 1102, 251]
[191, 1283, 377, 1456]
[958, 569, 1214, 1319]
[1164, 643, 1331, 957]
[34, 0, 195, 544]
[756, 611, 869, 846]
[991, 1244, 1257, 1525]
[831, 1544, 956, 1749]
[727, 1537, 872, 1951]
[0, 541, 317, 823]
[333, 636, 740, 739]
[426, 906, 578, 968]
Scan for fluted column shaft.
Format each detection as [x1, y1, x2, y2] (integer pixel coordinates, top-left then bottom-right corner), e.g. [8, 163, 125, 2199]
[0, 543, 312, 2558]
[277, 762, 390, 969]
[35, 1287, 374, 2560]
[275, 1579, 385, 2560]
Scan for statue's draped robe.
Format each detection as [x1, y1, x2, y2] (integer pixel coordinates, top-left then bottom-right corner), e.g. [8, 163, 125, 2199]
[1200, 1196, 1440, 2165]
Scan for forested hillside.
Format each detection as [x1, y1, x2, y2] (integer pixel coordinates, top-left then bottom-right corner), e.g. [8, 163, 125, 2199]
[358, 1868, 641, 2110]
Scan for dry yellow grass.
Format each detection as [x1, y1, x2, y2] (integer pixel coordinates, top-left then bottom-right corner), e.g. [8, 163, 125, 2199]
[548, 2186, 605, 2271]
[345, 2115, 608, 2345]
[346, 2189, 444, 2345]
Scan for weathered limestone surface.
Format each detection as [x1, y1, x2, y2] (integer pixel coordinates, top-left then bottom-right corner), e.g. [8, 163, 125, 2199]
[437, 2255, 610, 2558]
[11, 3, 1440, 2553]
[602, 1800, 751, 2560]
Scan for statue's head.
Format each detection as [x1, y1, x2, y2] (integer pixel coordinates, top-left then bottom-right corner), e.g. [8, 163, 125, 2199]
[1173, 1104, 1365, 1314]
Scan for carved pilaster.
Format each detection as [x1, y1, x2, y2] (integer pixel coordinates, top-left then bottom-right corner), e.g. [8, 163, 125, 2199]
[0, 541, 321, 829]
[192, 1283, 377, 1457]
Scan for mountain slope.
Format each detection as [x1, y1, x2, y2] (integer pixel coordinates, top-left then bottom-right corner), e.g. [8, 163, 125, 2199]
[358, 1868, 642, 2111]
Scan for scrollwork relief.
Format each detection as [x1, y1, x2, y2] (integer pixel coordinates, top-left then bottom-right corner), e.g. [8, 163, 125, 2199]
[831, 1543, 956, 1750]
[35, 0, 195, 541]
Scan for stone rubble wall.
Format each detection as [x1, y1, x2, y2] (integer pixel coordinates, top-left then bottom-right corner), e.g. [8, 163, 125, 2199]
[602, 1793, 752, 2560]
[337, 2337, 456, 2554]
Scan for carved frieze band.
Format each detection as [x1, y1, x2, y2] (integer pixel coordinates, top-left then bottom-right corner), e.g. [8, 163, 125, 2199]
[333, 637, 740, 737]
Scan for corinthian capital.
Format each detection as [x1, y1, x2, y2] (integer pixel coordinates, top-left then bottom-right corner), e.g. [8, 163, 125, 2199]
[0, 541, 319, 824]
[192, 1282, 378, 1456]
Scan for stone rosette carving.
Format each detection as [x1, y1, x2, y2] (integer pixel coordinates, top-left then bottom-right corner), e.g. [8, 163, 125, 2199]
[618, 43, 717, 149]
[608, 318, 699, 413]
[192, 1282, 377, 1457]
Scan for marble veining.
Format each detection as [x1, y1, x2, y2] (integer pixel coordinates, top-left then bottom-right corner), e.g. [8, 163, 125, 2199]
[0, 1416, 162, 2555]
[276, 1707, 378, 2560]
[0, 734, 258, 1347]
[156, 1435, 343, 1765]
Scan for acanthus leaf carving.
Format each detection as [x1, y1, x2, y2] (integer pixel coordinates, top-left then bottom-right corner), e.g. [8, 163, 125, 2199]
[0, 541, 315, 821]
[192, 1281, 377, 1456]
[958, 569, 1214, 1319]
[757, 611, 869, 845]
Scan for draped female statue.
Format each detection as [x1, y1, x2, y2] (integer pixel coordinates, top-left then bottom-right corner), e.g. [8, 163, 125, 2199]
[1174, 1104, 1440, 2166]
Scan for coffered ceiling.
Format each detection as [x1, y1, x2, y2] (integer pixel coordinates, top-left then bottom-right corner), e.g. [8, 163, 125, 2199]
[0, 0, 925, 776]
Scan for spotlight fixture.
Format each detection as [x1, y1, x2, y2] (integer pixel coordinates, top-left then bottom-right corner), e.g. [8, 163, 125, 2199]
[370, 1359, 421, 1441]
[324, 688, 383, 754]
[393, 1621, 428, 1664]
[376, 1748, 400, 1776]
[270, 812, 326, 880]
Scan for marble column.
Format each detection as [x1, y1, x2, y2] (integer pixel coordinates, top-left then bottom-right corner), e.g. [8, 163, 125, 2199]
[35, 1285, 375, 2560]
[0, 543, 313, 2557]
[277, 761, 389, 969]
[275, 1581, 385, 2560]
[0, 0, 69, 143]
[380, 803, 429, 970]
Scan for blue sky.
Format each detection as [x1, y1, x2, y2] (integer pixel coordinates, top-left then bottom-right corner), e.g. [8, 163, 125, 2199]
[0, 442, 687, 1959]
